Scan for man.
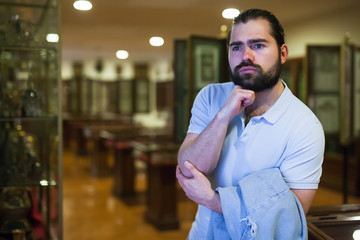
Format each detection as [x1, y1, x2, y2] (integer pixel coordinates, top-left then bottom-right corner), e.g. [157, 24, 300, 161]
[176, 9, 324, 239]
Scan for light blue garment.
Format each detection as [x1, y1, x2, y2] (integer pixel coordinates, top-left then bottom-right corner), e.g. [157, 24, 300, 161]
[187, 81, 324, 239]
[207, 168, 307, 240]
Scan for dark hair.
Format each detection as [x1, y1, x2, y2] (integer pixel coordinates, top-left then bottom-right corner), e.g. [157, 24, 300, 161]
[229, 9, 285, 48]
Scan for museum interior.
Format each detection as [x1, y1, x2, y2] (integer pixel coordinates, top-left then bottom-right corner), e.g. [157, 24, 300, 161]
[1, 0, 360, 239]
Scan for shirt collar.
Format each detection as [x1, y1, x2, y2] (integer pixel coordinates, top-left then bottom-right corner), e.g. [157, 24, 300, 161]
[259, 80, 293, 124]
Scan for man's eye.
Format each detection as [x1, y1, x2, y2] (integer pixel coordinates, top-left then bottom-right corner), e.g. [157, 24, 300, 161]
[252, 44, 263, 49]
[232, 46, 242, 51]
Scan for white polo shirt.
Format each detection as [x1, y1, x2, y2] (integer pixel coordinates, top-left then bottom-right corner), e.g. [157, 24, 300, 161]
[187, 81, 325, 239]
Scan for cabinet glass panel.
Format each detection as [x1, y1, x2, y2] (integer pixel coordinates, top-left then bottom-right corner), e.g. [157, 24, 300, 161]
[0, 0, 61, 239]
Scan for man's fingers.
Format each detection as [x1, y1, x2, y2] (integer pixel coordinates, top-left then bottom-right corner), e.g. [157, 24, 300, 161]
[176, 166, 186, 188]
[237, 90, 255, 107]
[184, 161, 200, 177]
[232, 86, 255, 108]
[176, 166, 184, 180]
[242, 93, 255, 107]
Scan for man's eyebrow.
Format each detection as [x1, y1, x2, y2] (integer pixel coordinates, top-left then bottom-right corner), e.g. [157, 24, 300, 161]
[229, 40, 244, 47]
[248, 38, 269, 44]
[229, 38, 269, 47]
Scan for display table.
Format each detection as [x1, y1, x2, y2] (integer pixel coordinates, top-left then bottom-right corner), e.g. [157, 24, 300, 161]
[100, 129, 141, 198]
[131, 138, 180, 230]
[307, 204, 360, 239]
[62, 114, 133, 155]
[99, 128, 172, 197]
[88, 124, 139, 177]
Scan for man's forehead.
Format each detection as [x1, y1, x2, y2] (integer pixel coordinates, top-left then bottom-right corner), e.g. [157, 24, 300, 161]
[230, 18, 272, 40]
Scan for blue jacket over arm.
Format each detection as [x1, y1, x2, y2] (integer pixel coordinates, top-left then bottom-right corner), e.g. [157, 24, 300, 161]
[207, 168, 307, 240]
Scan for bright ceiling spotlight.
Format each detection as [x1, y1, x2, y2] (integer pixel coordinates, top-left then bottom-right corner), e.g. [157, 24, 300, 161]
[353, 229, 360, 240]
[73, 0, 93, 11]
[46, 33, 59, 43]
[222, 8, 240, 19]
[116, 50, 129, 60]
[149, 36, 164, 47]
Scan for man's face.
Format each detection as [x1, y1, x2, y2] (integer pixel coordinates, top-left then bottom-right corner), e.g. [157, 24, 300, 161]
[228, 18, 287, 92]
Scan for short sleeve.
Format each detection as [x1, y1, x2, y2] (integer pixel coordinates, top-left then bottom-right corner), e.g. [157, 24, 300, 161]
[187, 86, 213, 134]
[187, 83, 234, 135]
[280, 120, 325, 189]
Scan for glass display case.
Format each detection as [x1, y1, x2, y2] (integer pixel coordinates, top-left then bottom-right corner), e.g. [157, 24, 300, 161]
[0, 0, 61, 239]
[305, 41, 360, 197]
[173, 36, 229, 143]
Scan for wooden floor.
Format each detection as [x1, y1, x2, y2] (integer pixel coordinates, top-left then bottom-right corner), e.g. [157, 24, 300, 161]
[62, 145, 360, 240]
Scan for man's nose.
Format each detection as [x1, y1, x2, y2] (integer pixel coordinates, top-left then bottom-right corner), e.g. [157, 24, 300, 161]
[242, 47, 254, 62]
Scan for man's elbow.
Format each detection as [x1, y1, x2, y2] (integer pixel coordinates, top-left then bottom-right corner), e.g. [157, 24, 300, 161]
[291, 189, 317, 214]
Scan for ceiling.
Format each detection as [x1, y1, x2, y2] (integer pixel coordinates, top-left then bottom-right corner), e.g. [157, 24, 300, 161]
[61, 0, 359, 63]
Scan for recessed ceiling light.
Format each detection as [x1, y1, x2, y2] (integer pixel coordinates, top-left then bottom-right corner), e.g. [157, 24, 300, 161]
[222, 8, 240, 19]
[73, 0, 92, 11]
[116, 50, 129, 60]
[353, 230, 360, 240]
[46, 33, 59, 43]
[149, 36, 164, 47]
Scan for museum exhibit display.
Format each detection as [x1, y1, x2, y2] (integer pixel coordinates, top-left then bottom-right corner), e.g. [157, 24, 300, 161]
[173, 36, 229, 143]
[0, 0, 62, 239]
[306, 41, 360, 197]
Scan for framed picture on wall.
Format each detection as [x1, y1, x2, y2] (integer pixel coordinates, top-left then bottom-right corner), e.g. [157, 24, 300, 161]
[306, 45, 342, 138]
[307, 46, 341, 94]
[313, 94, 340, 134]
[188, 35, 229, 103]
[194, 43, 220, 89]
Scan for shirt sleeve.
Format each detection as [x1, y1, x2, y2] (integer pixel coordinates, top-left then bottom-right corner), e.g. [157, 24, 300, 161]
[187, 86, 213, 134]
[280, 118, 325, 189]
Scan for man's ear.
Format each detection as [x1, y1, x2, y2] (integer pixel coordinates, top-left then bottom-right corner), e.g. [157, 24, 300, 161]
[280, 44, 289, 64]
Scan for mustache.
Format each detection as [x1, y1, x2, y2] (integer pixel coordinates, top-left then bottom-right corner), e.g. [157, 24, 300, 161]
[234, 60, 261, 71]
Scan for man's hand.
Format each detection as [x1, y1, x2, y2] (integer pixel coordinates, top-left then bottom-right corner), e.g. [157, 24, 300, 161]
[176, 161, 222, 213]
[218, 85, 255, 123]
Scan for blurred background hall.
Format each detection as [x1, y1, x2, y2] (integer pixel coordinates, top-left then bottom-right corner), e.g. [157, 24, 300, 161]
[1, 0, 360, 239]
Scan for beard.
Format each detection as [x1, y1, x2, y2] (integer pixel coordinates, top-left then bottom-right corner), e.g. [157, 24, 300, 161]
[231, 55, 282, 92]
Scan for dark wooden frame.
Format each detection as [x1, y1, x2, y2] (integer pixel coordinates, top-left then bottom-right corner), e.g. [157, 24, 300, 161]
[307, 45, 341, 95]
[173, 39, 189, 143]
[187, 35, 229, 107]
[306, 45, 342, 136]
[173, 36, 229, 143]
[282, 57, 303, 99]
[156, 80, 173, 112]
[307, 44, 360, 197]
[353, 47, 360, 138]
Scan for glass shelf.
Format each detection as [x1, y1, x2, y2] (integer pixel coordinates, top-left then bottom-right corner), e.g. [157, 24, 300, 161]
[0, 0, 48, 7]
[0, 45, 57, 51]
[0, 115, 57, 121]
[0, 179, 58, 188]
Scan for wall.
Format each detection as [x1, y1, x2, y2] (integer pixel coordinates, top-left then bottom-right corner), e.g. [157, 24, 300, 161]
[285, 5, 360, 58]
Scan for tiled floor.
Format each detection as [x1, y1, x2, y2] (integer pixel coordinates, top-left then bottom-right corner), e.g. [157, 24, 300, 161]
[62, 145, 360, 239]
